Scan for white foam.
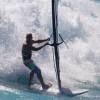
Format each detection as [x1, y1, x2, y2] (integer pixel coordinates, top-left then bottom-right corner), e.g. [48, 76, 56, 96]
[0, 0, 100, 88]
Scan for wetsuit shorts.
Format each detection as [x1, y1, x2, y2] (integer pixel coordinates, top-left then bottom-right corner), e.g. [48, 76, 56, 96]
[23, 59, 41, 74]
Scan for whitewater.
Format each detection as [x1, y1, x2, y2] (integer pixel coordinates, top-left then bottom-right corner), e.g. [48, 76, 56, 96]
[0, 0, 100, 100]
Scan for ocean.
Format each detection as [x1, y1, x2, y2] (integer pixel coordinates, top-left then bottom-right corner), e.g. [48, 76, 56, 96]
[0, 0, 100, 100]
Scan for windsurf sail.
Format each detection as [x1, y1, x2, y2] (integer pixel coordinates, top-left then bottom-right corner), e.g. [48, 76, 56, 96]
[51, 0, 62, 91]
[51, 0, 89, 96]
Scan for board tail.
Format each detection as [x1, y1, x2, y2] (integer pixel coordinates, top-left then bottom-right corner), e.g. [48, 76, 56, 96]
[61, 87, 88, 97]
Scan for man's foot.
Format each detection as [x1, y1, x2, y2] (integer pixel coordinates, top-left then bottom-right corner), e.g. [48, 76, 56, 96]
[42, 83, 52, 90]
[42, 84, 50, 90]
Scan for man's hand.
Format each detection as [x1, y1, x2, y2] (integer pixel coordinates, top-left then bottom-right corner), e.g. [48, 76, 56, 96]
[46, 38, 50, 41]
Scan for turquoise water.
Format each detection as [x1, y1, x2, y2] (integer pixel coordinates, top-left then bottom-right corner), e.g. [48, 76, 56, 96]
[0, 88, 59, 100]
[0, 84, 100, 100]
[0, 90, 69, 100]
[0, 77, 100, 100]
[0, 85, 88, 100]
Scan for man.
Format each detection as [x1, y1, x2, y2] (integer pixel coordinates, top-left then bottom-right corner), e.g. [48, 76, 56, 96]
[22, 33, 50, 89]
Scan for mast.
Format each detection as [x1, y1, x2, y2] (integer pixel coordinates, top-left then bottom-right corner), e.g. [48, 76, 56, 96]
[51, 0, 61, 91]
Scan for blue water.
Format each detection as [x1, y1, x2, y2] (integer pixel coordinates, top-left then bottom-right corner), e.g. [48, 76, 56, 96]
[0, 76, 100, 100]
[0, 86, 89, 100]
[0, 84, 100, 100]
[0, 90, 71, 100]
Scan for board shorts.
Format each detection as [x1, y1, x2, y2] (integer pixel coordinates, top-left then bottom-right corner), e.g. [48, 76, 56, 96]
[23, 59, 41, 74]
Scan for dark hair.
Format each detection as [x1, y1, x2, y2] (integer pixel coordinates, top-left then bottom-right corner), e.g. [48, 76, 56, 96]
[26, 33, 32, 44]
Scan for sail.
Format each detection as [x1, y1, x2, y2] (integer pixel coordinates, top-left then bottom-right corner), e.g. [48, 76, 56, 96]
[51, 0, 61, 91]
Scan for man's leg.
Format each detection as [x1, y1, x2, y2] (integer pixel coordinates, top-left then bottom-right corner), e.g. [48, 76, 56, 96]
[29, 70, 34, 87]
[24, 59, 36, 87]
[34, 66, 50, 89]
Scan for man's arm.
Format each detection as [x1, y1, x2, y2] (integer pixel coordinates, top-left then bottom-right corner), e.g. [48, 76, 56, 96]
[32, 38, 50, 43]
[31, 43, 48, 51]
